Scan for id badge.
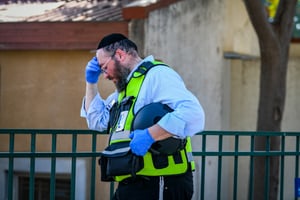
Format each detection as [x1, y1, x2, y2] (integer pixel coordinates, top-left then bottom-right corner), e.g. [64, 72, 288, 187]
[116, 111, 129, 132]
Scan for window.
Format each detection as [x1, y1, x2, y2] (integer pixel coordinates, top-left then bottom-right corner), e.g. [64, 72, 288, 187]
[17, 173, 70, 200]
[0, 158, 87, 200]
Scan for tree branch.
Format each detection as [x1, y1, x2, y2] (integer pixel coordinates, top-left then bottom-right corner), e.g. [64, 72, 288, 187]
[272, 0, 285, 24]
[273, 1, 297, 48]
[243, 0, 276, 44]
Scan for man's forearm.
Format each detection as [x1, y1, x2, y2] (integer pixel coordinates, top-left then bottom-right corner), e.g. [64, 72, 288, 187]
[85, 82, 98, 111]
[148, 124, 173, 141]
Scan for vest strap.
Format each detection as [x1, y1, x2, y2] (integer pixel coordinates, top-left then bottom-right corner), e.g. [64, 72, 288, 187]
[133, 61, 155, 77]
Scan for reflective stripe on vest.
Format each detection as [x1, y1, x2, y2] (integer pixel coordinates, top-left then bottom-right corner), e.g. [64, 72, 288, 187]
[102, 146, 130, 155]
[109, 130, 131, 144]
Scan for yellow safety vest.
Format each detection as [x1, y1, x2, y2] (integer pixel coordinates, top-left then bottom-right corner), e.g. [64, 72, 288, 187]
[108, 61, 195, 182]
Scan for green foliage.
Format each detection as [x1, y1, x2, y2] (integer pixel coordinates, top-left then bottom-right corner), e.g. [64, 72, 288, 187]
[292, 0, 300, 38]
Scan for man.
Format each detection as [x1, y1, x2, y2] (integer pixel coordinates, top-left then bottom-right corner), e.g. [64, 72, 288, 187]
[81, 33, 205, 200]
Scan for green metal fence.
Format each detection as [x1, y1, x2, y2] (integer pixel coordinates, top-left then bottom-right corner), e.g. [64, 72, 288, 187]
[0, 129, 299, 200]
[196, 131, 300, 200]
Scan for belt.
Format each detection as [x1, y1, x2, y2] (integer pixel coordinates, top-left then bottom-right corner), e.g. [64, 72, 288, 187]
[120, 175, 153, 185]
[120, 167, 192, 185]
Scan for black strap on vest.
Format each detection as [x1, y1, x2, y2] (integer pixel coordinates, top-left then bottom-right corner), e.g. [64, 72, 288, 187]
[132, 61, 154, 78]
[132, 61, 168, 78]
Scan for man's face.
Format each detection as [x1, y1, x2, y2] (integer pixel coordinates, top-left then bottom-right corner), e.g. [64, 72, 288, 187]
[96, 49, 130, 92]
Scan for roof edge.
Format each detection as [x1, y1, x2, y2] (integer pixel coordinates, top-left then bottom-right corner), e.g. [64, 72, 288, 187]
[0, 21, 128, 50]
[122, 0, 180, 20]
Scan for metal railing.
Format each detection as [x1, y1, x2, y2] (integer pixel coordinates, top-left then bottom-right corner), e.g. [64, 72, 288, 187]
[0, 129, 299, 200]
[195, 131, 300, 200]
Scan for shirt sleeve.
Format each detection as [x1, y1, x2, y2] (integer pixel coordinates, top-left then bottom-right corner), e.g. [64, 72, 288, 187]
[135, 65, 205, 138]
[80, 92, 118, 132]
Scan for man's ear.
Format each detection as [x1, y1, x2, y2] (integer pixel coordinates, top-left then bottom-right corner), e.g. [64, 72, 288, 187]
[115, 49, 126, 61]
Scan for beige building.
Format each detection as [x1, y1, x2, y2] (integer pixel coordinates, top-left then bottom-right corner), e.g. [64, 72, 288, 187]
[0, 0, 299, 199]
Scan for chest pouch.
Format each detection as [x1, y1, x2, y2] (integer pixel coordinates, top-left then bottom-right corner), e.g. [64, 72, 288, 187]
[99, 142, 144, 182]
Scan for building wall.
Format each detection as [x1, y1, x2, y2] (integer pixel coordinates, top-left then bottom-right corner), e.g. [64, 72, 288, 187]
[0, 50, 114, 199]
[231, 58, 300, 132]
[141, 0, 227, 130]
[0, 50, 115, 129]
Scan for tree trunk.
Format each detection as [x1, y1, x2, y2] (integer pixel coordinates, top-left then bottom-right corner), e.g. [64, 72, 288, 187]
[243, 0, 297, 199]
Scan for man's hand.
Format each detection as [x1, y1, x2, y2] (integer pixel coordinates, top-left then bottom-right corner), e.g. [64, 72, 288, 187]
[85, 57, 102, 84]
[129, 129, 155, 156]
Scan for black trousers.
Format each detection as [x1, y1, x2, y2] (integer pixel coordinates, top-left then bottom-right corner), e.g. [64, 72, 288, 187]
[112, 171, 194, 200]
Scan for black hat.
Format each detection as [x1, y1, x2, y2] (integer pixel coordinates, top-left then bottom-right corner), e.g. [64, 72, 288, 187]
[97, 33, 127, 49]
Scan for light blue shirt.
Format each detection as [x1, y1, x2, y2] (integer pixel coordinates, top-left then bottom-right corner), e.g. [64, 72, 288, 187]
[81, 55, 205, 138]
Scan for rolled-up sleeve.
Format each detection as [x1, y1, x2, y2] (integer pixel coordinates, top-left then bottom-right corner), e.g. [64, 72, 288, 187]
[158, 99, 205, 138]
[80, 92, 117, 132]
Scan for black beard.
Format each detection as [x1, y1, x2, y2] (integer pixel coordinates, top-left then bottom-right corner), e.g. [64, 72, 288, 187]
[114, 59, 131, 92]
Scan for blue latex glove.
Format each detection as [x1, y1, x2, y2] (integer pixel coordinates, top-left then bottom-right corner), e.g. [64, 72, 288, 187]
[85, 57, 102, 83]
[129, 129, 155, 156]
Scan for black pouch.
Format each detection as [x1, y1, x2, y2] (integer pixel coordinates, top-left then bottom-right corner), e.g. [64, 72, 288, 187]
[98, 142, 144, 182]
[99, 156, 114, 182]
[150, 137, 186, 169]
[151, 153, 169, 169]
